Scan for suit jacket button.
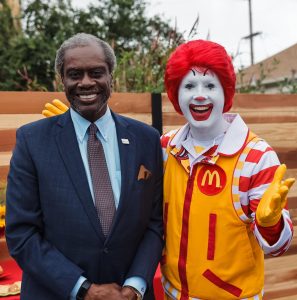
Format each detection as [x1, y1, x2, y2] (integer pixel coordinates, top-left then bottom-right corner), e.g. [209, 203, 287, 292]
[103, 248, 109, 254]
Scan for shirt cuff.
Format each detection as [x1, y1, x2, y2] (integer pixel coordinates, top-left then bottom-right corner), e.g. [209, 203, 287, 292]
[254, 210, 293, 255]
[123, 276, 147, 298]
[70, 275, 87, 300]
[256, 216, 284, 245]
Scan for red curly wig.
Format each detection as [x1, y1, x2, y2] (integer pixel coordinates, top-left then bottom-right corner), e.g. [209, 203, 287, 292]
[164, 40, 236, 114]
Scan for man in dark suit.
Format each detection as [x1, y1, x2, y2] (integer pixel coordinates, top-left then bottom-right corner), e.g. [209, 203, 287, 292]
[5, 33, 163, 300]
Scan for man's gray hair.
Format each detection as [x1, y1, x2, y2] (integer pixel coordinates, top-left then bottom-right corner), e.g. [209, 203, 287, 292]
[55, 33, 116, 77]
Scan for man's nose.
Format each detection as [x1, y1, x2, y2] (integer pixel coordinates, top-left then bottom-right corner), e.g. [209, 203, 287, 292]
[79, 74, 95, 87]
[194, 96, 207, 102]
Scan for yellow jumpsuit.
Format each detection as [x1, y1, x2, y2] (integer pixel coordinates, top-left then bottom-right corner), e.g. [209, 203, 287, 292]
[161, 132, 264, 300]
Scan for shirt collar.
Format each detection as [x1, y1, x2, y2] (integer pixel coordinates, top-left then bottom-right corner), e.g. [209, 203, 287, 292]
[169, 113, 249, 156]
[70, 106, 114, 143]
[217, 113, 249, 156]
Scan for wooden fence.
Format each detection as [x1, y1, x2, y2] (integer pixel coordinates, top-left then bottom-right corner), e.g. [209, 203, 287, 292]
[0, 91, 297, 299]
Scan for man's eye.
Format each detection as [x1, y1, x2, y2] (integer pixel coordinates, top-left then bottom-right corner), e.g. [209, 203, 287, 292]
[91, 70, 105, 77]
[185, 83, 193, 89]
[68, 71, 81, 79]
[207, 83, 215, 89]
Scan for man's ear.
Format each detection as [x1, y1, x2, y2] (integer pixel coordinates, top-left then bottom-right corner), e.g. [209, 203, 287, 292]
[110, 73, 113, 89]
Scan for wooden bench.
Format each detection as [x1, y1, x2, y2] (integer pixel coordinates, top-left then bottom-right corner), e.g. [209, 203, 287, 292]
[0, 92, 297, 299]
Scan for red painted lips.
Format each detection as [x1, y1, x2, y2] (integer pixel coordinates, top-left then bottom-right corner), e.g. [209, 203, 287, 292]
[189, 103, 213, 121]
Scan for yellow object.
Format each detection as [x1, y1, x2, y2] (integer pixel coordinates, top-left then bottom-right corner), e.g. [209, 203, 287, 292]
[42, 99, 69, 117]
[0, 205, 5, 228]
[162, 132, 264, 299]
[256, 164, 295, 227]
[0, 281, 21, 296]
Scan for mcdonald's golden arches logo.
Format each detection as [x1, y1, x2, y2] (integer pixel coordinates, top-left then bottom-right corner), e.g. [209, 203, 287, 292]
[197, 165, 226, 195]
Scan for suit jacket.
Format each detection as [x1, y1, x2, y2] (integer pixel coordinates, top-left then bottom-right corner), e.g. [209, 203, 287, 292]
[5, 110, 163, 300]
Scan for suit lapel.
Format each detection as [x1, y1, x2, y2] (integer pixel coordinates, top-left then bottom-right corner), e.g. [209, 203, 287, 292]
[55, 111, 105, 241]
[108, 112, 137, 236]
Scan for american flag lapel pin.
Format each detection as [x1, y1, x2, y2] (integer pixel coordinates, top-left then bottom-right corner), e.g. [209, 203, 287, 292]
[121, 138, 130, 144]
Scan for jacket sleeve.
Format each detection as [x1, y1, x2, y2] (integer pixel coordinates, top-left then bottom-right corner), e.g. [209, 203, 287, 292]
[5, 127, 84, 299]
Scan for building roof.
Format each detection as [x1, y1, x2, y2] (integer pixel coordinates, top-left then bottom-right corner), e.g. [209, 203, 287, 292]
[236, 42, 297, 87]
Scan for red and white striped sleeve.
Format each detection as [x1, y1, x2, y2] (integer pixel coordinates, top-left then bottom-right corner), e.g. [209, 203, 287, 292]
[238, 139, 294, 256]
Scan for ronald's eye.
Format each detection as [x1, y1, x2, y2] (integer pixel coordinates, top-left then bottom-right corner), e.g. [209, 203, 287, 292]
[207, 83, 215, 89]
[185, 83, 193, 89]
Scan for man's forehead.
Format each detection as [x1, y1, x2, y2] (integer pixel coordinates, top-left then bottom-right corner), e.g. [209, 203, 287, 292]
[63, 44, 108, 70]
[65, 43, 104, 57]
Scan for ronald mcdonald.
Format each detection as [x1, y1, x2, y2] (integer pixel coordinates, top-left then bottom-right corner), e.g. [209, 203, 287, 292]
[160, 40, 294, 300]
[43, 40, 295, 300]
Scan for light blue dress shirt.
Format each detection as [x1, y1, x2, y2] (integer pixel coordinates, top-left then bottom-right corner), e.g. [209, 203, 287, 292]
[69, 107, 146, 299]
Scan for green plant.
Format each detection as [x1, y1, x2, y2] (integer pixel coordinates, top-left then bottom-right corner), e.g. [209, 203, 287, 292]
[0, 0, 184, 92]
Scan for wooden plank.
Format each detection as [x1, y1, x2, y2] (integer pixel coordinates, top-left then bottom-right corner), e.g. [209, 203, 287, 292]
[0, 92, 152, 113]
[0, 130, 16, 152]
[233, 94, 297, 109]
[0, 152, 11, 167]
[162, 93, 297, 124]
[0, 114, 43, 129]
[163, 123, 297, 151]
[267, 295, 297, 300]
[264, 254, 297, 299]
[162, 111, 297, 126]
[162, 93, 297, 111]
[0, 166, 9, 182]
[277, 150, 297, 169]
[162, 113, 186, 126]
[0, 114, 151, 152]
[248, 123, 297, 149]
[0, 113, 151, 129]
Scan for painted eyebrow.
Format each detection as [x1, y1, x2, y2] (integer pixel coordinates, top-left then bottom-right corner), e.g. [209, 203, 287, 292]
[190, 68, 209, 76]
[203, 68, 209, 76]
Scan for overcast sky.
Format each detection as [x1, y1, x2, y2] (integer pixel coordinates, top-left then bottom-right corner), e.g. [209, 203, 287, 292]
[72, 0, 297, 70]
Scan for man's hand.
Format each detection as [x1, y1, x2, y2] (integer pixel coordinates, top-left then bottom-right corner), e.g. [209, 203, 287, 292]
[256, 164, 295, 227]
[121, 286, 138, 300]
[42, 99, 69, 117]
[84, 283, 126, 300]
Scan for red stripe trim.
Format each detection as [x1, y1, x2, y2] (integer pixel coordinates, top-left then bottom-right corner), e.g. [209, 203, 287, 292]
[203, 269, 242, 297]
[207, 214, 217, 260]
[249, 198, 260, 213]
[270, 240, 290, 255]
[178, 165, 198, 300]
[241, 204, 250, 216]
[239, 165, 278, 192]
[203, 145, 218, 156]
[256, 217, 284, 245]
[287, 218, 293, 231]
[245, 147, 273, 163]
[161, 135, 171, 148]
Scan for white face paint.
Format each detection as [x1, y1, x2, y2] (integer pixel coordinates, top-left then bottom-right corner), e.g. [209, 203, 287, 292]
[178, 68, 228, 139]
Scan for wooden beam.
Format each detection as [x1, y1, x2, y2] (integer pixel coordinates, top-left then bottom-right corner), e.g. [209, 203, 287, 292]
[0, 92, 152, 114]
